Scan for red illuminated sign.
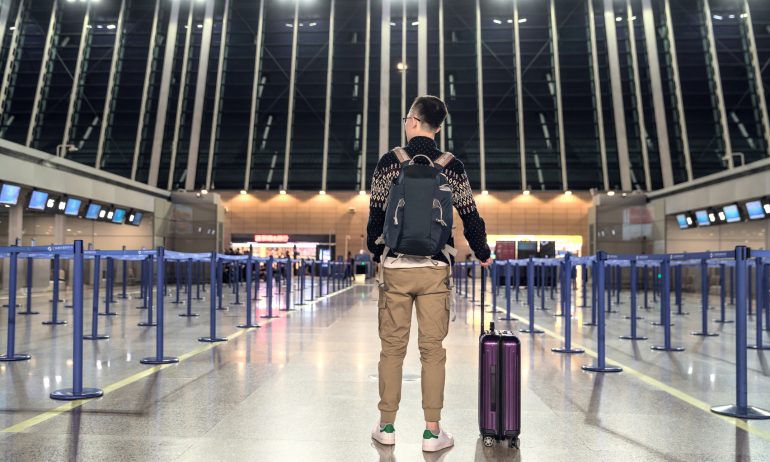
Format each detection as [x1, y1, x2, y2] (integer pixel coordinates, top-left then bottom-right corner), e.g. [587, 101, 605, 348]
[253, 234, 290, 243]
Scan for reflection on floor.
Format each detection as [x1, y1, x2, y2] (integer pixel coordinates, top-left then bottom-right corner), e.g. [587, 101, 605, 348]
[1, 280, 770, 461]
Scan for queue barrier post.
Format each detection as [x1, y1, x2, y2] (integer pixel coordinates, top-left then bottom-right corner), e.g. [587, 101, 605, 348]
[692, 258, 718, 337]
[0, 250, 30, 361]
[651, 257, 684, 352]
[715, 263, 733, 324]
[138, 255, 157, 326]
[620, 259, 647, 341]
[84, 254, 109, 340]
[118, 248, 128, 299]
[712, 246, 770, 419]
[261, 257, 278, 319]
[582, 252, 622, 373]
[238, 246, 260, 329]
[584, 259, 598, 327]
[748, 257, 769, 350]
[100, 257, 117, 316]
[297, 259, 307, 306]
[19, 257, 39, 315]
[519, 257, 543, 335]
[51, 241, 103, 399]
[217, 259, 225, 311]
[180, 258, 199, 317]
[141, 247, 179, 364]
[281, 258, 295, 311]
[43, 254, 67, 326]
[200, 253, 228, 343]
[232, 261, 243, 306]
[553, 253, 583, 354]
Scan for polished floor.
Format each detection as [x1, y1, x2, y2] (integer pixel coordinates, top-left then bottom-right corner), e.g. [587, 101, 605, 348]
[1, 277, 770, 461]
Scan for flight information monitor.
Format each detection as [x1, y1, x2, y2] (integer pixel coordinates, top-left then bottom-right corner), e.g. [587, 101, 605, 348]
[130, 212, 143, 226]
[64, 198, 82, 216]
[0, 184, 21, 205]
[676, 214, 689, 230]
[746, 201, 765, 220]
[28, 191, 48, 211]
[723, 204, 741, 223]
[85, 203, 102, 220]
[112, 208, 127, 224]
[695, 210, 710, 227]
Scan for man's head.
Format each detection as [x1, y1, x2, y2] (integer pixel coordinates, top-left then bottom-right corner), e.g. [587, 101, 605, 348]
[403, 96, 448, 142]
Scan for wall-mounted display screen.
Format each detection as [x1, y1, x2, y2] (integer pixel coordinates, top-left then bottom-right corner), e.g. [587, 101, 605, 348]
[130, 212, 143, 226]
[85, 203, 102, 220]
[112, 208, 127, 224]
[746, 201, 765, 220]
[676, 214, 689, 230]
[0, 184, 21, 205]
[695, 210, 710, 227]
[64, 198, 82, 216]
[723, 204, 742, 223]
[28, 191, 48, 211]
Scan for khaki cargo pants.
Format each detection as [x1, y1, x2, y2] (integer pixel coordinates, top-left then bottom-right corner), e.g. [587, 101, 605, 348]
[377, 265, 451, 423]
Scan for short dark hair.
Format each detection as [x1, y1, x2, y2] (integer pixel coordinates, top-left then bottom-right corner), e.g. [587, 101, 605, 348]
[410, 96, 448, 130]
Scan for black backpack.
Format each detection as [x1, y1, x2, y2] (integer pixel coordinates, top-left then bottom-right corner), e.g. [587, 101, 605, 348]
[377, 147, 455, 260]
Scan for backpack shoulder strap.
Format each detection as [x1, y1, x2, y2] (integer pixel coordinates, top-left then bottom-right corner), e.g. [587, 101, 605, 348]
[393, 147, 411, 165]
[434, 152, 455, 170]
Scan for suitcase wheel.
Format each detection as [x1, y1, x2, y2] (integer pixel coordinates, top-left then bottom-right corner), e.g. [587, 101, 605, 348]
[483, 436, 495, 447]
[508, 437, 520, 449]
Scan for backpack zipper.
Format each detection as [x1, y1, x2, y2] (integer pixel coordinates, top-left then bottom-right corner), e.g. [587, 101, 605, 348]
[433, 199, 447, 227]
[393, 198, 405, 225]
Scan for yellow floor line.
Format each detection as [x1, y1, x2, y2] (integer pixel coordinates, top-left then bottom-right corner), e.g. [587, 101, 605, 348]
[504, 311, 770, 442]
[0, 282, 359, 434]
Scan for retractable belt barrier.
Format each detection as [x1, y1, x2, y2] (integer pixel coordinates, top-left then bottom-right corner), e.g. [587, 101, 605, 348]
[0, 242, 357, 403]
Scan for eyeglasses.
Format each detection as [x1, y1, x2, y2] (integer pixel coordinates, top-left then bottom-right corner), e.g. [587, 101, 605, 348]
[402, 116, 421, 124]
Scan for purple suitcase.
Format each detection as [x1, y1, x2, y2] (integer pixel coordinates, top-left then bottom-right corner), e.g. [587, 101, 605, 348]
[478, 266, 521, 449]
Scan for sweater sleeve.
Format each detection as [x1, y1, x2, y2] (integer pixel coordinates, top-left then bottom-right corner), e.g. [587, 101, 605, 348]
[446, 160, 491, 261]
[366, 153, 400, 262]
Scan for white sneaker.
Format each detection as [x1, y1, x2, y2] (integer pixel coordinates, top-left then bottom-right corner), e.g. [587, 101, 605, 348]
[372, 422, 396, 446]
[422, 427, 454, 452]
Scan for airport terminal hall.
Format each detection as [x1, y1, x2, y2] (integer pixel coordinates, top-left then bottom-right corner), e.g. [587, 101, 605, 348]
[4, 0, 770, 460]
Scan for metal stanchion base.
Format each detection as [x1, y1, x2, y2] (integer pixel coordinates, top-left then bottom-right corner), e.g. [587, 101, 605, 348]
[748, 344, 770, 350]
[17, 311, 40, 315]
[193, 297, 205, 301]
[691, 331, 719, 337]
[1, 304, 21, 308]
[65, 304, 73, 308]
[0, 353, 31, 361]
[583, 322, 598, 326]
[136, 306, 147, 310]
[179, 313, 199, 317]
[217, 306, 227, 311]
[260, 315, 280, 319]
[198, 336, 227, 343]
[605, 310, 619, 314]
[170, 301, 184, 305]
[711, 405, 770, 419]
[714, 319, 734, 324]
[99, 312, 118, 316]
[650, 345, 685, 352]
[619, 335, 648, 341]
[237, 323, 261, 329]
[42, 320, 67, 325]
[553, 313, 565, 317]
[499, 317, 517, 321]
[552, 347, 584, 354]
[651, 321, 674, 326]
[49, 299, 65, 303]
[83, 334, 110, 340]
[140, 356, 179, 365]
[230, 302, 243, 306]
[519, 328, 544, 334]
[50, 387, 103, 400]
[624, 316, 644, 320]
[279, 308, 296, 312]
[674, 312, 689, 316]
[582, 365, 623, 373]
[117, 295, 128, 299]
[138, 321, 157, 327]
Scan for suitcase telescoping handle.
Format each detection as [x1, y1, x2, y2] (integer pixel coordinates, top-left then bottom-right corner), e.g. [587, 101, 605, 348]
[480, 265, 493, 336]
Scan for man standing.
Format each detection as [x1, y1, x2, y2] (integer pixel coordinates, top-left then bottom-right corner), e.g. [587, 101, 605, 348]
[367, 96, 492, 452]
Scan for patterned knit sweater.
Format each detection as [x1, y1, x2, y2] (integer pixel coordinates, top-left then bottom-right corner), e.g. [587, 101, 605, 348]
[366, 136, 491, 264]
